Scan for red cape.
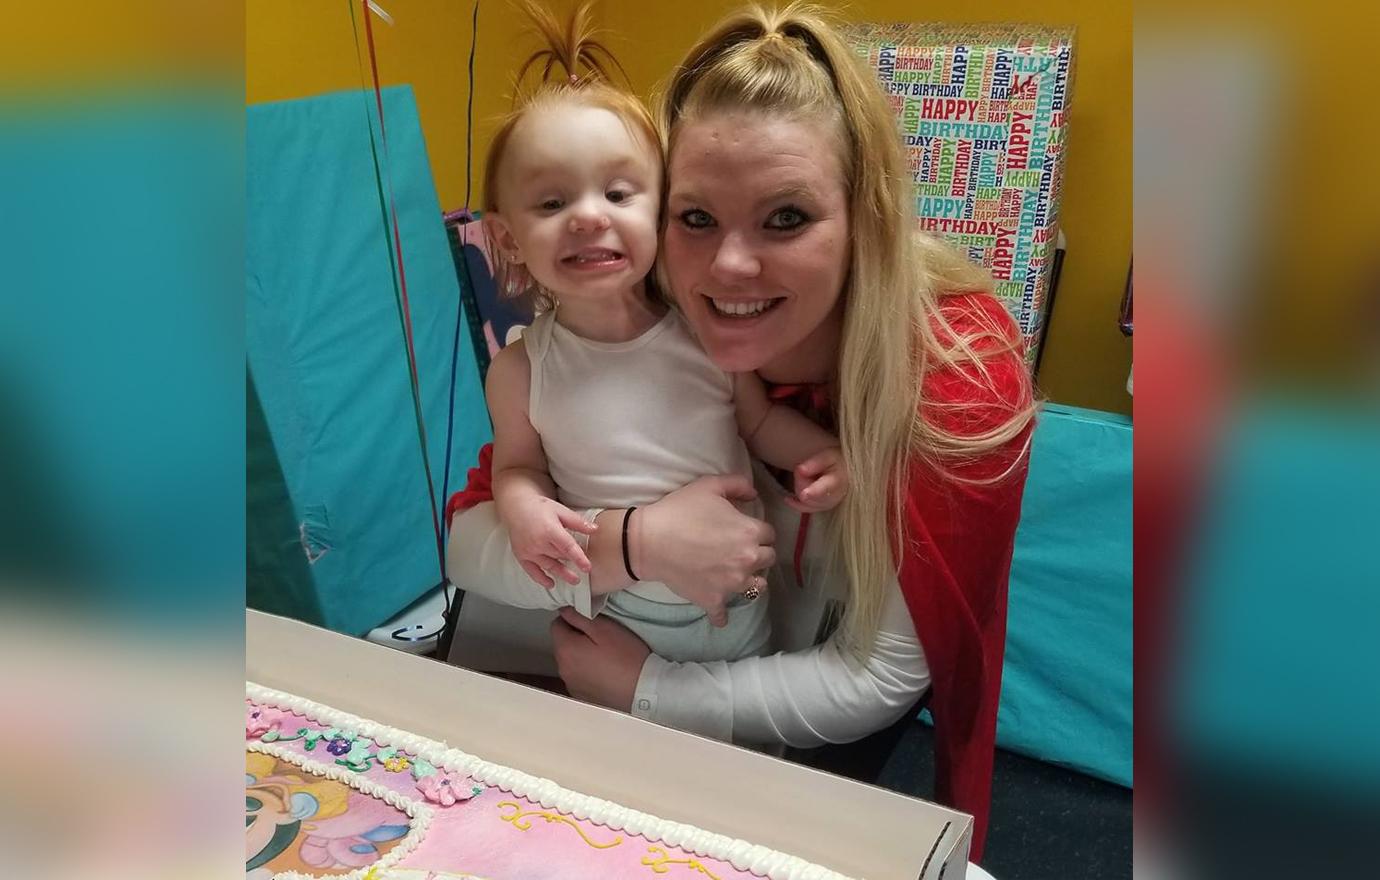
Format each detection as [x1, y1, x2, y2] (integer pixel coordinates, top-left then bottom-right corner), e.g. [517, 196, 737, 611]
[445, 292, 1032, 862]
[899, 293, 1033, 860]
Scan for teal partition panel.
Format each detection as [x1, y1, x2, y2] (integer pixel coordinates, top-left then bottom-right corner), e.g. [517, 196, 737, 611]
[247, 86, 490, 635]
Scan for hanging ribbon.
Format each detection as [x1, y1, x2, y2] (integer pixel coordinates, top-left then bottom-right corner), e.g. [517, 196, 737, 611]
[348, 0, 446, 580]
[766, 381, 836, 589]
[441, 0, 482, 537]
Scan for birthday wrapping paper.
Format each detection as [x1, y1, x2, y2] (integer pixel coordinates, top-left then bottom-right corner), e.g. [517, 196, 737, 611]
[844, 23, 1076, 362]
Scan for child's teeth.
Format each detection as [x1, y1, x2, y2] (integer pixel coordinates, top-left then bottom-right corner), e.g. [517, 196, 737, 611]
[576, 249, 617, 262]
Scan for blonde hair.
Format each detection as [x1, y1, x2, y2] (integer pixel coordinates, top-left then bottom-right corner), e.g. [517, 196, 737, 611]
[482, 0, 661, 311]
[660, 3, 1037, 657]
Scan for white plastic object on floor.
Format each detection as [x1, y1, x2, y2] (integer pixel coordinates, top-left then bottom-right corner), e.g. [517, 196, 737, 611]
[364, 583, 457, 655]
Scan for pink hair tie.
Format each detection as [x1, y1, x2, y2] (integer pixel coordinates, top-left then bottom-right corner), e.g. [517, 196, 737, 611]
[569, 73, 579, 84]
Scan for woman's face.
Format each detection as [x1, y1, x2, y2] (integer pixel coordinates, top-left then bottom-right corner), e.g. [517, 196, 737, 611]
[662, 112, 850, 377]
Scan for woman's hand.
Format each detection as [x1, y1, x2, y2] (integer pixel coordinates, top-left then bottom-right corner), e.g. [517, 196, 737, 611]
[632, 474, 776, 627]
[550, 608, 651, 711]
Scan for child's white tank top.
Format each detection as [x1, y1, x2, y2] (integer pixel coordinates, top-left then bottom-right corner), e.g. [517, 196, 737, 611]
[523, 307, 758, 605]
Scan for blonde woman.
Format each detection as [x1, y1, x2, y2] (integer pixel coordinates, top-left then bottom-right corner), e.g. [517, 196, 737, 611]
[447, 3, 1035, 860]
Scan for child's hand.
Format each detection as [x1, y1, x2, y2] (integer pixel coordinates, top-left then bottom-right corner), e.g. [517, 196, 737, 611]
[787, 447, 849, 514]
[506, 496, 598, 589]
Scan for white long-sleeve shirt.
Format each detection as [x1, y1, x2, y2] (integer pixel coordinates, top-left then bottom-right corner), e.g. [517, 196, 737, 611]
[446, 461, 931, 747]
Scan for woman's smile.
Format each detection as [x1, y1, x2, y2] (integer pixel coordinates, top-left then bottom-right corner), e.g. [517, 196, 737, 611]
[704, 295, 786, 319]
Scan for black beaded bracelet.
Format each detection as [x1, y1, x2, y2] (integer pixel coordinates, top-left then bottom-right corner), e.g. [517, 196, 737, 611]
[621, 507, 639, 582]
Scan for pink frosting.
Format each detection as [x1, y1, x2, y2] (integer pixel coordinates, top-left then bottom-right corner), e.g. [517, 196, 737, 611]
[417, 771, 478, 807]
[245, 705, 281, 737]
[245, 700, 761, 879]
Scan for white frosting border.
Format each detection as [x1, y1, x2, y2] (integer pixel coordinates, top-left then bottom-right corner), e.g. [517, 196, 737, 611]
[246, 739, 434, 880]
[247, 682, 855, 880]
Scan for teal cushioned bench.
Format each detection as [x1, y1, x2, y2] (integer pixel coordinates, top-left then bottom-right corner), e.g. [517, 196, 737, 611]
[995, 403, 1132, 786]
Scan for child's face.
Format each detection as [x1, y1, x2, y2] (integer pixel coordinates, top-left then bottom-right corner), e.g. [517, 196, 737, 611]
[490, 102, 661, 303]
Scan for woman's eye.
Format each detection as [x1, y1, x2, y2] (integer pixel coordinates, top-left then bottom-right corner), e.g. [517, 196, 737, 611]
[678, 209, 714, 229]
[538, 198, 563, 211]
[765, 207, 809, 230]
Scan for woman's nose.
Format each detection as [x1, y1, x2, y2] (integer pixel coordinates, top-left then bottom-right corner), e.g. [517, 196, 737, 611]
[709, 231, 761, 282]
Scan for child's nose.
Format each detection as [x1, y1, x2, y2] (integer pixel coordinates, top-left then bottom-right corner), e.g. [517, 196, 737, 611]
[568, 200, 611, 234]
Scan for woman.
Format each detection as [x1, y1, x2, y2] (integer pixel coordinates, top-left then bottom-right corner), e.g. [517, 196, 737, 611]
[446, 3, 1035, 860]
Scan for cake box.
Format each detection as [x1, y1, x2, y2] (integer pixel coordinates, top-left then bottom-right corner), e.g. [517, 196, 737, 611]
[843, 23, 1076, 363]
[246, 609, 973, 879]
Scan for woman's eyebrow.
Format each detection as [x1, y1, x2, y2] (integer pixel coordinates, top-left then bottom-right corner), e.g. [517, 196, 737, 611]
[666, 188, 707, 205]
[758, 184, 816, 205]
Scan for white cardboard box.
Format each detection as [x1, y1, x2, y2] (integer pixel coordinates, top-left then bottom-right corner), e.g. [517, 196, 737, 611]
[247, 609, 972, 879]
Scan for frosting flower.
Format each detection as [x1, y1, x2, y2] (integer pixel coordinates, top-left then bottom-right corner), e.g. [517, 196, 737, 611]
[416, 771, 478, 806]
[325, 736, 353, 757]
[246, 707, 280, 738]
[383, 755, 411, 773]
[341, 741, 374, 766]
[411, 759, 438, 780]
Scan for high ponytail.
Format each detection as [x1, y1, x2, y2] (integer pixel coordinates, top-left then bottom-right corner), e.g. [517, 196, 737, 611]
[511, 0, 629, 98]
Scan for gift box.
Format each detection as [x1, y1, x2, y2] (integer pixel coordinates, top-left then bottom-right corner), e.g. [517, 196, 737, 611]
[844, 23, 1076, 363]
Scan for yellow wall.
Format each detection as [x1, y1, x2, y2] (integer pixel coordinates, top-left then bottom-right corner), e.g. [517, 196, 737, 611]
[246, 0, 526, 212]
[247, 0, 1132, 414]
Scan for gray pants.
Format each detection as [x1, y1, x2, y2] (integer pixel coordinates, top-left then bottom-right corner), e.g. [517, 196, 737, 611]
[604, 590, 770, 663]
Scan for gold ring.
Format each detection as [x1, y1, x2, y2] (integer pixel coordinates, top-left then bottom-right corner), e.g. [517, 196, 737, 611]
[742, 576, 762, 602]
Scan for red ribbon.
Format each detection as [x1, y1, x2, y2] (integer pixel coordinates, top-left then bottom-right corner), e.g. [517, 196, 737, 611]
[351, 0, 445, 578]
[362, 4, 423, 401]
[766, 381, 834, 428]
[764, 382, 834, 589]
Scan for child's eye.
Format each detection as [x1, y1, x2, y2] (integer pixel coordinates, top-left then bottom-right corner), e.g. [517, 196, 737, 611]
[765, 207, 809, 231]
[678, 209, 714, 229]
[538, 198, 564, 212]
[606, 189, 630, 204]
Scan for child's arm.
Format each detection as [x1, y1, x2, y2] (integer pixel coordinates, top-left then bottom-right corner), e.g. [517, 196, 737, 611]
[487, 342, 598, 587]
[732, 372, 849, 513]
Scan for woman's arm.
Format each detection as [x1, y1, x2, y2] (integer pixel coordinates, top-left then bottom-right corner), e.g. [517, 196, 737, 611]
[638, 580, 928, 745]
[553, 575, 930, 746]
[447, 502, 608, 617]
[448, 475, 777, 619]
